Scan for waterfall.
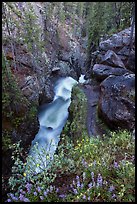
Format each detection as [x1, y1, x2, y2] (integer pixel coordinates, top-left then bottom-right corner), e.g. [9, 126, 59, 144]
[26, 77, 78, 174]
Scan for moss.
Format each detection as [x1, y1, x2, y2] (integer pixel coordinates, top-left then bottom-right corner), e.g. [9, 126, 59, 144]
[61, 85, 88, 144]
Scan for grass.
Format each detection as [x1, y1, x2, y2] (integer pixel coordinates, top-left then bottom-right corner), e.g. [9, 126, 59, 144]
[3, 85, 135, 202]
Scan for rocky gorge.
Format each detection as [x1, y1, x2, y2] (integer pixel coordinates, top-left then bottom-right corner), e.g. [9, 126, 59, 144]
[2, 2, 135, 202]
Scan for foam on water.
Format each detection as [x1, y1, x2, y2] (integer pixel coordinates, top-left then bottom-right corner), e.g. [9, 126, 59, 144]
[26, 77, 77, 174]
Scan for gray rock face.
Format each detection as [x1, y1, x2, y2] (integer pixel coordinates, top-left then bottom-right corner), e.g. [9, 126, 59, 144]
[101, 50, 125, 68]
[126, 50, 135, 73]
[51, 61, 77, 80]
[98, 73, 135, 131]
[20, 75, 54, 105]
[93, 64, 129, 81]
[99, 27, 135, 51]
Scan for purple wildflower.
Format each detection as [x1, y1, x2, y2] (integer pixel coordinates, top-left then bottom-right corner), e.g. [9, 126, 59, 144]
[25, 183, 32, 194]
[7, 199, 12, 202]
[83, 195, 86, 200]
[56, 188, 59, 193]
[9, 193, 14, 199]
[19, 189, 26, 194]
[59, 194, 66, 199]
[37, 186, 41, 192]
[97, 174, 103, 187]
[34, 191, 37, 196]
[88, 196, 90, 201]
[43, 191, 48, 196]
[76, 175, 80, 180]
[73, 188, 78, 195]
[12, 196, 18, 201]
[109, 185, 115, 192]
[77, 180, 81, 188]
[114, 161, 119, 168]
[19, 193, 25, 201]
[40, 196, 44, 200]
[88, 182, 92, 189]
[80, 183, 84, 189]
[91, 172, 94, 178]
[112, 194, 116, 199]
[72, 180, 75, 185]
[23, 198, 30, 202]
[82, 159, 88, 167]
[50, 185, 53, 192]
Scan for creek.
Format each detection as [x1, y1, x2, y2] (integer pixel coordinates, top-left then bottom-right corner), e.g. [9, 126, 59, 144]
[27, 76, 78, 174]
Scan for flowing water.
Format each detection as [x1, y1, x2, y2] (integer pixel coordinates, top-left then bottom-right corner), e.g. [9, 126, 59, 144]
[27, 77, 78, 174]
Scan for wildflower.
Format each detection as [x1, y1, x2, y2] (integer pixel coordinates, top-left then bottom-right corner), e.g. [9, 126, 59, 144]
[24, 198, 30, 202]
[37, 186, 41, 192]
[88, 182, 92, 189]
[9, 193, 14, 199]
[93, 160, 96, 166]
[55, 188, 59, 193]
[7, 199, 12, 202]
[40, 196, 44, 200]
[50, 185, 53, 192]
[76, 175, 80, 180]
[109, 185, 115, 192]
[12, 196, 18, 201]
[82, 159, 88, 167]
[36, 164, 40, 167]
[77, 180, 81, 188]
[80, 183, 84, 189]
[73, 180, 75, 185]
[19, 193, 25, 201]
[23, 172, 26, 177]
[83, 172, 86, 180]
[112, 194, 116, 199]
[91, 172, 94, 178]
[73, 188, 78, 195]
[114, 161, 119, 168]
[34, 192, 37, 196]
[97, 174, 103, 187]
[59, 194, 66, 199]
[83, 195, 86, 199]
[25, 183, 32, 194]
[43, 191, 47, 196]
[88, 196, 90, 201]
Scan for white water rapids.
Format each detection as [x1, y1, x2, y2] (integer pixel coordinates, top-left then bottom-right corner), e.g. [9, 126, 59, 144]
[26, 77, 78, 174]
[26, 75, 86, 174]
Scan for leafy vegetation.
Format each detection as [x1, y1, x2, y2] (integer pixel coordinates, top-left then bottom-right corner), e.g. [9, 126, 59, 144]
[4, 85, 135, 202]
[5, 130, 135, 202]
[2, 2, 135, 202]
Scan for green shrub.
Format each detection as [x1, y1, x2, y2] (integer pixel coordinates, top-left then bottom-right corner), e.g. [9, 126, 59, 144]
[5, 130, 135, 202]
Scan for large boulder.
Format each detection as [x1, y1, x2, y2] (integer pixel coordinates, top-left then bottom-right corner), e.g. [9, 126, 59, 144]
[98, 73, 135, 131]
[101, 50, 125, 68]
[126, 50, 135, 73]
[92, 64, 130, 81]
[99, 27, 135, 52]
[20, 75, 54, 105]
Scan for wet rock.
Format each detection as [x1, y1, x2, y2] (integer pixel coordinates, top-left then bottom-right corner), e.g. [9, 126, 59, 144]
[101, 50, 125, 68]
[51, 61, 77, 80]
[98, 73, 135, 131]
[92, 64, 129, 81]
